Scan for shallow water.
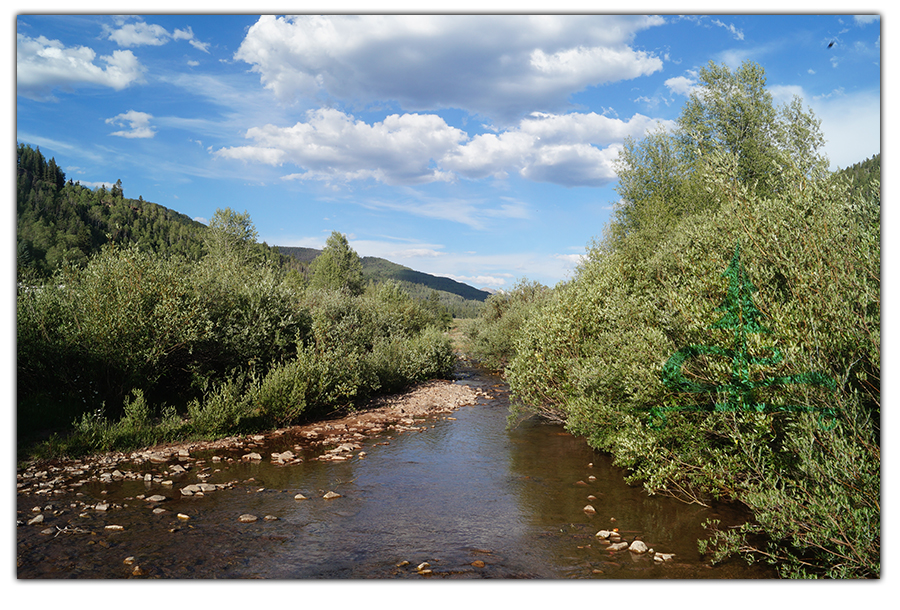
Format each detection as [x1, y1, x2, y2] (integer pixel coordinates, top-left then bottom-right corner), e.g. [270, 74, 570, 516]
[16, 367, 774, 579]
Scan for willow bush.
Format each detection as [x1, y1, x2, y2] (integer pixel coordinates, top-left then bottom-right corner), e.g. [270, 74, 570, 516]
[19, 227, 457, 457]
[506, 161, 879, 577]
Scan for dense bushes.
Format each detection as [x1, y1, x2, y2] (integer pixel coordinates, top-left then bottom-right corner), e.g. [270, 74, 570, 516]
[18, 218, 455, 459]
[463, 279, 550, 372]
[476, 62, 880, 578]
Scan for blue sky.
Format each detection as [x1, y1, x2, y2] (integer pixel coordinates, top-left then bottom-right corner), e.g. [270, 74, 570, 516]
[15, 11, 882, 291]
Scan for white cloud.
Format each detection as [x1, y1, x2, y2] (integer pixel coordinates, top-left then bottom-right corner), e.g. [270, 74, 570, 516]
[104, 19, 211, 53]
[216, 108, 467, 186]
[711, 19, 744, 41]
[16, 33, 145, 101]
[233, 15, 665, 124]
[106, 21, 170, 47]
[808, 89, 881, 169]
[106, 110, 156, 139]
[665, 74, 697, 96]
[215, 106, 672, 189]
[443, 111, 672, 187]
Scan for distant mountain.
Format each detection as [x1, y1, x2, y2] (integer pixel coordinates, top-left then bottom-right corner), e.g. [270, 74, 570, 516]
[277, 246, 491, 302]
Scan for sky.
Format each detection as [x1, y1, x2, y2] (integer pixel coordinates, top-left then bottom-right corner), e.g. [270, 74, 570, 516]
[14, 10, 882, 291]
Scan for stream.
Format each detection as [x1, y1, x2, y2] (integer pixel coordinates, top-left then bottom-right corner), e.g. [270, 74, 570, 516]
[16, 364, 775, 579]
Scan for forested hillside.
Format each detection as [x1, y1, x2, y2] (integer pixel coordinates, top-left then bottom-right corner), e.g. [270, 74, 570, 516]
[278, 247, 491, 305]
[16, 142, 485, 317]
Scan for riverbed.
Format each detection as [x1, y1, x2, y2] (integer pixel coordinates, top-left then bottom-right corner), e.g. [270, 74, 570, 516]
[16, 362, 774, 579]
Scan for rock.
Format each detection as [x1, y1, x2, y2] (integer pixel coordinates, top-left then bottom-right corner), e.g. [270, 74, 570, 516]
[238, 514, 258, 523]
[95, 502, 109, 511]
[131, 565, 145, 576]
[197, 483, 218, 493]
[396, 560, 410, 567]
[654, 552, 675, 563]
[40, 527, 55, 535]
[264, 515, 279, 521]
[177, 513, 191, 521]
[124, 556, 136, 565]
[323, 491, 341, 499]
[146, 494, 167, 503]
[583, 505, 596, 514]
[471, 560, 485, 568]
[607, 542, 629, 552]
[629, 540, 649, 554]
[587, 475, 597, 482]
[595, 530, 611, 539]
[27, 513, 44, 526]
[152, 508, 167, 515]
[105, 524, 125, 531]
[294, 493, 307, 501]
[417, 562, 431, 571]
[242, 452, 262, 461]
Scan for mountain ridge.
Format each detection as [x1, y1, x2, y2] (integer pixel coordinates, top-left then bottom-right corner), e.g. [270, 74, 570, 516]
[276, 246, 491, 302]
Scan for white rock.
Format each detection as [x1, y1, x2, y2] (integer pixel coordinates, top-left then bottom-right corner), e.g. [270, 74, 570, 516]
[146, 494, 167, 502]
[607, 542, 629, 552]
[595, 530, 611, 539]
[238, 514, 258, 523]
[629, 540, 649, 554]
[583, 505, 596, 514]
[323, 491, 341, 499]
[294, 493, 307, 500]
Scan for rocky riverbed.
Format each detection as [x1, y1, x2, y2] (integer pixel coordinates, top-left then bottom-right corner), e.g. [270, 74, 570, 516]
[17, 379, 485, 504]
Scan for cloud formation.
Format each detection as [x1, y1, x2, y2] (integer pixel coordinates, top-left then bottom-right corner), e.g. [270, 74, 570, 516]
[104, 18, 211, 53]
[16, 33, 145, 101]
[214, 107, 670, 188]
[233, 15, 665, 124]
[106, 110, 156, 139]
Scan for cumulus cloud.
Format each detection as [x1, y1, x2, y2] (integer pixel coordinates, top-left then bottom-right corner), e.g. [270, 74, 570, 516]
[214, 106, 670, 188]
[106, 110, 156, 139]
[17, 33, 145, 101]
[233, 14, 665, 124]
[443, 111, 671, 187]
[215, 106, 671, 189]
[216, 108, 467, 185]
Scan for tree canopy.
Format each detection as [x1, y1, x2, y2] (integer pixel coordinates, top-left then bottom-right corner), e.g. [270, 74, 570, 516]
[310, 231, 365, 295]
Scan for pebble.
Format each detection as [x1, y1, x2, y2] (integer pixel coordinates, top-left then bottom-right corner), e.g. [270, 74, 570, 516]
[105, 524, 125, 531]
[607, 542, 629, 552]
[294, 493, 308, 501]
[471, 560, 485, 568]
[27, 514, 44, 526]
[238, 514, 258, 523]
[146, 494, 167, 503]
[583, 505, 596, 514]
[323, 491, 341, 499]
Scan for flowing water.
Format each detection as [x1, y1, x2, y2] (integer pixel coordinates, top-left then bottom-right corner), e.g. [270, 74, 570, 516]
[17, 365, 775, 579]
